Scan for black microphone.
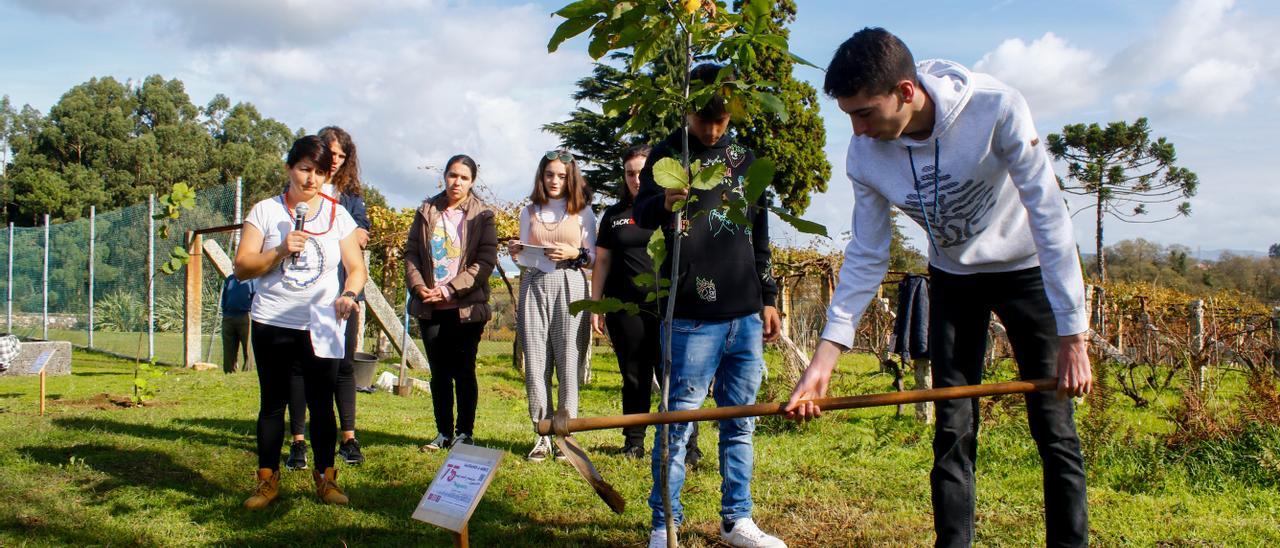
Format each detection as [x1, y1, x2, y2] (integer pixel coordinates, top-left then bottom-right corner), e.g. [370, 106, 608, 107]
[291, 202, 308, 265]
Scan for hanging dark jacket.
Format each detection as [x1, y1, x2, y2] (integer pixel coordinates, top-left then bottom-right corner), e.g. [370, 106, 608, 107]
[892, 274, 930, 360]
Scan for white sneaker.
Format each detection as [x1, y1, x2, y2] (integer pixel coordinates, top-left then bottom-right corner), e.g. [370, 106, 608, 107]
[526, 436, 552, 462]
[648, 527, 678, 548]
[720, 518, 786, 548]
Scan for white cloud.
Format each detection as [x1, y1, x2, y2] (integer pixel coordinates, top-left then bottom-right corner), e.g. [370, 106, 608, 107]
[188, 3, 593, 207]
[1164, 59, 1258, 115]
[973, 32, 1103, 116]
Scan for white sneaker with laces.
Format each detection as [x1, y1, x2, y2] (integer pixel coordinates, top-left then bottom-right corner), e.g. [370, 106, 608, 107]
[648, 527, 677, 548]
[720, 518, 786, 548]
[526, 436, 552, 462]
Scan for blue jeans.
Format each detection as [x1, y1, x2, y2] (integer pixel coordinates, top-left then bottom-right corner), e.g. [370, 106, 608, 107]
[649, 313, 764, 529]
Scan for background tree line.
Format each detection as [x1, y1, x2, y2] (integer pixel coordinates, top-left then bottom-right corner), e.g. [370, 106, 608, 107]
[1095, 237, 1280, 304]
[0, 75, 384, 227]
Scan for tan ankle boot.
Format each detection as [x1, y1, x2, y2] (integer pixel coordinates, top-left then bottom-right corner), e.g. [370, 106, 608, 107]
[313, 467, 348, 505]
[243, 468, 280, 510]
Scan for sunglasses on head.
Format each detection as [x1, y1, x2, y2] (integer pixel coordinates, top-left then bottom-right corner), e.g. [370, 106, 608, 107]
[544, 150, 575, 164]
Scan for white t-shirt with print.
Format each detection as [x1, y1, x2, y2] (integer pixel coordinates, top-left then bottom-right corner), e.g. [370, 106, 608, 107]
[245, 194, 356, 330]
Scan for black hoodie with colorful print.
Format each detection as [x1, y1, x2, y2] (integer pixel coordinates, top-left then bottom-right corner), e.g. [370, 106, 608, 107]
[633, 130, 777, 320]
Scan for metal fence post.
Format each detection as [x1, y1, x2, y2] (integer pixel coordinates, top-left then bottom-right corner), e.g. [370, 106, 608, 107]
[234, 177, 243, 252]
[6, 222, 12, 334]
[89, 205, 95, 348]
[148, 194, 155, 362]
[43, 214, 49, 340]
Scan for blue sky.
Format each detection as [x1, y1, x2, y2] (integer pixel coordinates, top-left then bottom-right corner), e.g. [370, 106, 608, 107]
[3, 0, 1278, 256]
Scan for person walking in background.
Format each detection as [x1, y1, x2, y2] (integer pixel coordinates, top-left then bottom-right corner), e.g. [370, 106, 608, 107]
[785, 28, 1092, 547]
[404, 154, 498, 451]
[508, 149, 596, 462]
[221, 274, 255, 373]
[284, 126, 372, 470]
[235, 135, 366, 509]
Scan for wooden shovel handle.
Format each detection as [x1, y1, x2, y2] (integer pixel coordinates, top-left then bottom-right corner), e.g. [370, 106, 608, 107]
[537, 378, 1058, 436]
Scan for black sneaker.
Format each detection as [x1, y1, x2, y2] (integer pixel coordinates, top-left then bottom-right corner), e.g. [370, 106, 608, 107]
[450, 433, 473, 449]
[338, 438, 365, 465]
[684, 445, 702, 470]
[285, 440, 308, 470]
[620, 443, 646, 460]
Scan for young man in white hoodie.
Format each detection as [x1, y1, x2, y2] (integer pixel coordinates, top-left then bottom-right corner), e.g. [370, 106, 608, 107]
[784, 28, 1093, 547]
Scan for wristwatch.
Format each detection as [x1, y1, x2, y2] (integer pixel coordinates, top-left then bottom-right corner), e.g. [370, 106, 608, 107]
[341, 290, 358, 299]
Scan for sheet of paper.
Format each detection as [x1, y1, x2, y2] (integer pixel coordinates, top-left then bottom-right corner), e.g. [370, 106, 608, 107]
[308, 303, 348, 359]
[515, 244, 558, 274]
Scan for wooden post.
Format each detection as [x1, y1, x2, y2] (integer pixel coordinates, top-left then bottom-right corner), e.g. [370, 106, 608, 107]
[183, 232, 203, 368]
[1115, 305, 1125, 355]
[1271, 307, 1279, 378]
[452, 524, 468, 548]
[39, 369, 46, 416]
[914, 358, 933, 423]
[1190, 299, 1205, 390]
[779, 278, 792, 341]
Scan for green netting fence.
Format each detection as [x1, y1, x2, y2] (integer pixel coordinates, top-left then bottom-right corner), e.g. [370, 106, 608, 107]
[3, 181, 240, 365]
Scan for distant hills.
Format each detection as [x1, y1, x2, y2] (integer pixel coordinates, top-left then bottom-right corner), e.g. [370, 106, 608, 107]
[1082, 249, 1268, 262]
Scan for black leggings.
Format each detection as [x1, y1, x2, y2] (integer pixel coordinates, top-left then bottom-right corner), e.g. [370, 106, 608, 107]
[605, 310, 659, 445]
[252, 322, 339, 471]
[290, 316, 359, 436]
[418, 309, 485, 437]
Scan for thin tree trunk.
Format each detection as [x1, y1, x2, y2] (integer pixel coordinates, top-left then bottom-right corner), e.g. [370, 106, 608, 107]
[1095, 188, 1106, 283]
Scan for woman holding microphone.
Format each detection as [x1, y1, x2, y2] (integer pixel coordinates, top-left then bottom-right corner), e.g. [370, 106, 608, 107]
[235, 135, 366, 509]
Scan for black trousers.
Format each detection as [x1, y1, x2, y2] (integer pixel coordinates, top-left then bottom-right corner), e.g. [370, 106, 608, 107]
[252, 322, 339, 471]
[605, 310, 659, 445]
[928, 266, 1088, 548]
[222, 314, 252, 373]
[419, 309, 485, 437]
[290, 316, 359, 436]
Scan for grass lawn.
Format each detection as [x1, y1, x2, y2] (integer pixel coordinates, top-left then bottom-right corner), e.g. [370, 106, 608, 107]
[0, 348, 1277, 546]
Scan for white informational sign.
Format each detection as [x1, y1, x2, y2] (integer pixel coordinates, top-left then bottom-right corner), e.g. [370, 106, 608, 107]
[412, 443, 504, 533]
[30, 350, 54, 374]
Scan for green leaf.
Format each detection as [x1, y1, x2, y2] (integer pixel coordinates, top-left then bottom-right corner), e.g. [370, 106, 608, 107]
[726, 206, 750, 227]
[171, 245, 189, 259]
[690, 162, 727, 191]
[743, 0, 769, 24]
[554, 0, 605, 18]
[754, 35, 786, 51]
[788, 50, 822, 70]
[547, 15, 601, 53]
[753, 91, 787, 122]
[569, 297, 630, 316]
[632, 35, 661, 71]
[652, 157, 689, 189]
[587, 27, 613, 59]
[646, 229, 666, 270]
[744, 157, 775, 204]
[770, 206, 828, 237]
[632, 272, 655, 289]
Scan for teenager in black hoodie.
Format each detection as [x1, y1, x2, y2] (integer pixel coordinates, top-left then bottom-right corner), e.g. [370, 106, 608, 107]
[632, 63, 786, 548]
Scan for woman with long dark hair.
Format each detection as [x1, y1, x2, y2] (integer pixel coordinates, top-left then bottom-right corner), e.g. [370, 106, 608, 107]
[590, 144, 658, 458]
[236, 135, 366, 508]
[508, 150, 595, 461]
[404, 154, 497, 450]
[284, 126, 372, 469]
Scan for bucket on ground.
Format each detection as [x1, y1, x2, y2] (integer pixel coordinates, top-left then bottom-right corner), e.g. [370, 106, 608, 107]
[353, 352, 379, 389]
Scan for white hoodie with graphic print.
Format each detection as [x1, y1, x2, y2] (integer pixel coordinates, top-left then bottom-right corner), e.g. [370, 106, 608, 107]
[821, 59, 1088, 349]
